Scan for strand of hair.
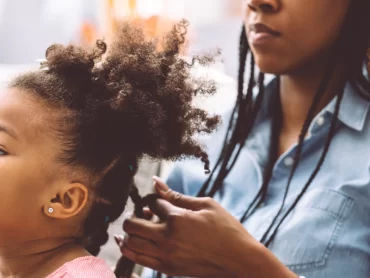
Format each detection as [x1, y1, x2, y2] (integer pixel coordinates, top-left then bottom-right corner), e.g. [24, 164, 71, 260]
[260, 56, 336, 244]
[197, 25, 249, 197]
[264, 82, 345, 247]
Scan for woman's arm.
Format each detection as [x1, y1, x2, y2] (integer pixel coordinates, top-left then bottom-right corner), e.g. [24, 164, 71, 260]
[118, 177, 299, 278]
[246, 245, 299, 278]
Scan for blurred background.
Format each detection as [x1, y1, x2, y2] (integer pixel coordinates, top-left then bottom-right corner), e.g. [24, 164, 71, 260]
[0, 0, 243, 77]
[0, 0, 243, 273]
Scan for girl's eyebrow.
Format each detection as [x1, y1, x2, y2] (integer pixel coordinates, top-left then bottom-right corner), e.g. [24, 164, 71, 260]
[0, 124, 18, 140]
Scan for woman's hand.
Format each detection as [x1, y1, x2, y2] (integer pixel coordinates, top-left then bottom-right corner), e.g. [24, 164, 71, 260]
[117, 177, 297, 278]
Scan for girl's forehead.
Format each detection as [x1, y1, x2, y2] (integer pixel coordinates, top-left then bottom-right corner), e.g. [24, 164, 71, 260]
[0, 88, 56, 143]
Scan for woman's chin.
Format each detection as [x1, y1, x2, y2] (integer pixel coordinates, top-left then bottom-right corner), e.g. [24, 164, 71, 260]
[254, 56, 292, 76]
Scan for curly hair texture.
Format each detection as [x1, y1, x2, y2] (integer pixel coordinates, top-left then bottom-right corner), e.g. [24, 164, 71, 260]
[10, 20, 220, 277]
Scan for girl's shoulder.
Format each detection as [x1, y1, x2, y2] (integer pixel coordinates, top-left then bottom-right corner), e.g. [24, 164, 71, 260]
[46, 256, 115, 278]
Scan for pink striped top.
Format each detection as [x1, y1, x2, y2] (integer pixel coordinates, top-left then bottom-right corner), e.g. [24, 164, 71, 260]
[46, 256, 115, 278]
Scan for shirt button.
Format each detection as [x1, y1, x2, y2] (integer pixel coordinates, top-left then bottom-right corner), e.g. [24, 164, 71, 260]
[317, 116, 325, 126]
[284, 157, 294, 167]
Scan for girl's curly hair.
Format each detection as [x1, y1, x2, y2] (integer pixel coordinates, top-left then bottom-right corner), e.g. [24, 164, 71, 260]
[9, 20, 220, 277]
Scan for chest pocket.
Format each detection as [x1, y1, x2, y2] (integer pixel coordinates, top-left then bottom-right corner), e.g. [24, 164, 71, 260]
[269, 188, 354, 271]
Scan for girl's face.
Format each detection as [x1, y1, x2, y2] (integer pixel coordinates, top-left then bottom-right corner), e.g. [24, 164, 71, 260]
[244, 0, 351, 74]
[0, 88, 87, 245]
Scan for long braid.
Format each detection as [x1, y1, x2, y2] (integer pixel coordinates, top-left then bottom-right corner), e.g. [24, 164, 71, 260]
[257, 0, 370, 245]
[207, 55, 256, 197]
[198, 25, 249, 197]
[260, 58, 336, 244]
[129, 185, 145, 218]
[242, 59, 334, 227]
[264, 83, 345, 247]
[257, 78, 282, 206]
[197, 0, 370, 252]
[84, 158, 135, 257]
[213, 70, 265, 198]
[10, 20, 220, 278]
[113, 184, 144, 278]
[83, 203, 111, 256]
[115, 185, 160, 278]
[240, 77, 280, 222]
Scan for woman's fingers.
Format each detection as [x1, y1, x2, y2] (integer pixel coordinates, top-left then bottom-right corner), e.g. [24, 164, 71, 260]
[153, 176, 214, 211]
[124, 208, 154, 221]
[122, 234, 161, 258]
[149, 199, 185, 220]
[142, 208, 154, 220]
[123, 217, 166, 242]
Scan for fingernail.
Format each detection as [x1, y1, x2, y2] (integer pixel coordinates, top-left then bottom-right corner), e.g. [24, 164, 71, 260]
[153, 176, 169, 192]
[114, 234, 124, 246]
[153, 175, 165, 183]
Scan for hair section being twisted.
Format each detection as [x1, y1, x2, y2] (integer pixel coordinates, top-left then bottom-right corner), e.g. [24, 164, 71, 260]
[10, 20, 220, 278]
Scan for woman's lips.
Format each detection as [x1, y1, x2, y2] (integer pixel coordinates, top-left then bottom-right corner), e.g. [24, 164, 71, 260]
[248, 23, 281, 46]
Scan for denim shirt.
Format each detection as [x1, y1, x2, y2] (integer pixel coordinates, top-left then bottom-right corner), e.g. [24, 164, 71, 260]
[142, 80, 370, 278]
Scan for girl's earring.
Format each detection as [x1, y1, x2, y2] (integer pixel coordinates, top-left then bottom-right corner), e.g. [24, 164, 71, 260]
[48, 207, 54, 214]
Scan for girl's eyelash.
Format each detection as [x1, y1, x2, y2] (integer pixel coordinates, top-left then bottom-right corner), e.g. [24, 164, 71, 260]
[0, 149, 8, 155]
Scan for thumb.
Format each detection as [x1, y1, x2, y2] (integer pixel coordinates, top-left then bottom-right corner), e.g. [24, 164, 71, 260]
[153, 176, 209, 211]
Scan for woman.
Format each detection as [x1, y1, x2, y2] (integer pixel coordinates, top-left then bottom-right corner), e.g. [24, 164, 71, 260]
[117, 0, 370, 277]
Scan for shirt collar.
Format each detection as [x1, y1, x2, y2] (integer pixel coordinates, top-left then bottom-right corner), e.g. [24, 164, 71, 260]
[258, 78, 370, 132]
[325, 82, 370, 131]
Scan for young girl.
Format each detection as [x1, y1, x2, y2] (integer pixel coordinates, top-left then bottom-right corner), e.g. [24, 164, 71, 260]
[119, 0, 370, 278]
[0, 21, 219, 278]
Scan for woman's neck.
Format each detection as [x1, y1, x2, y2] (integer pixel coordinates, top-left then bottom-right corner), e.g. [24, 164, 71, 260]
[279, 58, 346, 135]
[277, 57, 346, 155]
[0, 239, 89, 278]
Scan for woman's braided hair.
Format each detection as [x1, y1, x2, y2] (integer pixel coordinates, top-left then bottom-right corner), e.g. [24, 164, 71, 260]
[197, 0, 370, 247]
[9, 20, 219, 277]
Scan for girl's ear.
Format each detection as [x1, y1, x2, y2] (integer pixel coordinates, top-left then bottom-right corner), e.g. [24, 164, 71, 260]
[43, 183, 89, 219]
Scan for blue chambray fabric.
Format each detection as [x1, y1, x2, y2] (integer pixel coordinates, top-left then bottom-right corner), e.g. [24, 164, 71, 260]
[142, 80, 370, 278]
